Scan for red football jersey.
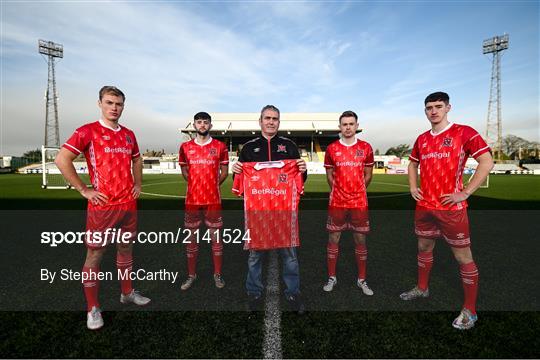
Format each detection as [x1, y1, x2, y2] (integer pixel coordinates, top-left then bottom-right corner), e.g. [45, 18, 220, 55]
[410, 123, 490, 210]
[324, 139, 374, 208]
[232, 160, 304, 250]
[178, 137, 229, 205]
[63, 120, 140, 206]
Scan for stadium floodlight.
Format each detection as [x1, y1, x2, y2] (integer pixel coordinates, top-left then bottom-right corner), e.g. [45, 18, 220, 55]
[483, 34, 509, 161]
[38, 39, 63, 58]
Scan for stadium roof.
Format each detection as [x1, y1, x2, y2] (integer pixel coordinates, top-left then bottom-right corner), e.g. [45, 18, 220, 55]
[180, 112, 356, 137]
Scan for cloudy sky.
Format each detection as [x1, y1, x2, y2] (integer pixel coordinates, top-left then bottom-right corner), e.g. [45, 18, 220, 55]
[1, 1, 538, 156]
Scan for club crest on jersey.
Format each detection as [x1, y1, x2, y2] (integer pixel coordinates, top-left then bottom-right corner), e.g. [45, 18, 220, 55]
[102, 135, 110, 141]
[277, 144, 287, 153]
[279, 173, 288, 183]
[355, 149, 364, 157]
[443, 137, 453, 147]
[125, 135, 132, 144]
[209, 148, 217, 156]
[254, 147, 260, 153]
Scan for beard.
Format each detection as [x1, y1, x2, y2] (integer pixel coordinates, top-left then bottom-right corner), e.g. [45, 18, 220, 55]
[196, 130, 209, 136]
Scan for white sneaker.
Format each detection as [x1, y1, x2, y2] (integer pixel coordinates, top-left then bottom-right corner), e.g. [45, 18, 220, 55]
[357, 279, 374, 296]
[323, 277, 337, 292]
[452, 308, 478, 330]
[86, 306, 103, 330]
[120, 289, 151, 306]
[214, 274, 225, 289]
[399, 286, 429, 301]
[180, 275, 197, 290]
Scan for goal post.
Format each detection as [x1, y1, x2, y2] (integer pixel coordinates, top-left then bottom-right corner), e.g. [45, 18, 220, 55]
[41, 146, 70, 189]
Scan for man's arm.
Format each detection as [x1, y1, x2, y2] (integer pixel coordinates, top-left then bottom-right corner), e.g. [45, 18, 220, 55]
[219, 164, 228, 184]
[132, 156, 142, 199]
[364, 166, 373, 188]
[180, 165, 189, 181]
[441, 152, 494, 205]
[55, 148, 108, 205]
[326, 167, 334, 189]
[408, 161, 423, 201]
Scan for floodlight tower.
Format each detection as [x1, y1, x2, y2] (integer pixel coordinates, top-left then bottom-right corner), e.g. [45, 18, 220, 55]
[483, 34, 509, 161]
[38, 39, 63, 148]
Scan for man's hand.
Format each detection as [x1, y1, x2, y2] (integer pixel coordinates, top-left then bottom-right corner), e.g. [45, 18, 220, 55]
[440, 191, 469, 205]
[296, 159, 307, 173]
[132, 184, 141, 199]
[232, 161, 243, 174]
[410, 187, 423, 201]
[80, 188, 109, 206]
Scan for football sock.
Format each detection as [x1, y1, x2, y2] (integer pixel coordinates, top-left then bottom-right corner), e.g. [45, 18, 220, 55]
[186, 241, 199, 276]
[82, 266, 100, 311]
[417, 251, 433, 291]
[355, 243, 368, 280]
[326, 242, 339, 278]
[211, 240, 223, 275]
[460, 261, 479, 315]
[116, 252, 133, 295]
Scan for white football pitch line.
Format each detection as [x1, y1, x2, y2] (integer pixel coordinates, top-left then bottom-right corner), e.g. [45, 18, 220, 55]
[263, 250, 283, 359]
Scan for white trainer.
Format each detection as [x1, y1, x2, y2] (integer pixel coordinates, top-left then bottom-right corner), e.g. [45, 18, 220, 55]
[120, 289, 151, 306]
[452, 308, 478, 330]
[399, 286, 429, 301]
[214, 274, 225, 289]
[180, 275, 197, 290]
[323, 277, 337, 292]
[357, 279, 374, 296]
[86, 306, 104, 330]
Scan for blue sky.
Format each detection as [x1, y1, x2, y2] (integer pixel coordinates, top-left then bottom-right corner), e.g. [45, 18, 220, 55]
[1, 1, 538, 155]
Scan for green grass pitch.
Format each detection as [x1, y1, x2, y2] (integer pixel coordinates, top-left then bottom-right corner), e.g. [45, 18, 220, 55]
[1, 173, 539, 358]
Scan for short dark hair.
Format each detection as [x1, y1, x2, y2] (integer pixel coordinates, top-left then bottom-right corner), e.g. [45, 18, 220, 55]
[99, 86, 125, 101]
[260, 105, 280, 119]
[424, 91, 449, 105]
[339, 110, 358, 123]
[194, 111, 212, 122]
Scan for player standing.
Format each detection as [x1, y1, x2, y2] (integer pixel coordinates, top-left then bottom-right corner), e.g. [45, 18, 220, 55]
[55, 86, 150, 330]
[178, 112, 229, 290]
[400, 92, 493, 330]
[322, 111, 374, 295]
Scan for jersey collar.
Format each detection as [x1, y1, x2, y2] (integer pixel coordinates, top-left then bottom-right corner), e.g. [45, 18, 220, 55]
[430, 122, 453, 137]
[339, 137, 358, 147]
[99, 119, 122, 132]
[194, 136, 213, 146]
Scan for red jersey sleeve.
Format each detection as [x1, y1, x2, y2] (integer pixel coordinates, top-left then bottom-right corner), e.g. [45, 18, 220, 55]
[365, 143, 374, 166]
[463, 126, 490, 159]
[409, 138, 420, 162]
[232, 172, 244, 196]
[220, 143, 229, 164]
[324, 147, 334, 168]
[178, 143, 187, 166]
[131, 131, 140, 158]
[63, 126, 91, 155]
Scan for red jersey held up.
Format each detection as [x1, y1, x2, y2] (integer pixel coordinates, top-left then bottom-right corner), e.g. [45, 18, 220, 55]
[178, 137, 229, 205]
[409, 123, 490, 210]
[324, 138, 374, 208]
[63, 120, 140, 206]
[232, 160, 304, 250]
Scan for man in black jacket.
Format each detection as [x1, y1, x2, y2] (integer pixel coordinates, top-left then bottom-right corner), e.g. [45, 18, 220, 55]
[233, 105, 307, 313]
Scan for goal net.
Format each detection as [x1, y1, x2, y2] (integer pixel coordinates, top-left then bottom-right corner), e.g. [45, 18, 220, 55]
[41, 146, 70, 189]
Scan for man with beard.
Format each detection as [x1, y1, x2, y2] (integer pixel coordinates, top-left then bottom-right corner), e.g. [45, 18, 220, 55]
[178, 112, 229, 289]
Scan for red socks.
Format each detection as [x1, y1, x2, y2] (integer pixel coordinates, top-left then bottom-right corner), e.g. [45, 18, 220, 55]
[326, 242, 339, 278]
[116, 252, 133, 295]
[417, 251, 434, 291]
[355, 243, 368, 280]
[211, 241, 223, 275]
[460, 261, 479, 315]
[82, 266, 100, 311]
[186, 241, 199, 276]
